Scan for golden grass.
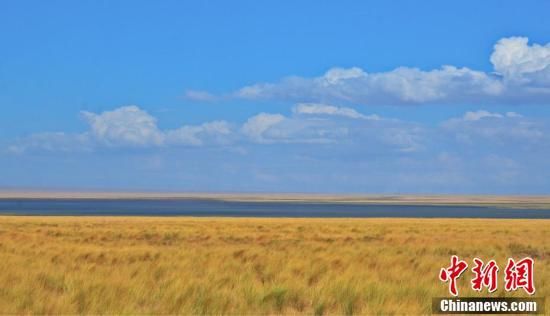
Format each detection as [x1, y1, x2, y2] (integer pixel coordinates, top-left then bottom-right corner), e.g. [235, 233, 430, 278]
[0, 216, 547, 314]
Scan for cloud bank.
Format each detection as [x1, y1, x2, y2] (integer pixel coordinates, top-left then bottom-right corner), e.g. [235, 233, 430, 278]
[8, 105, 417, 152]
[4, 104, 550, 193]
[8, 104, 550, 155]
[186, 37, 550, 105]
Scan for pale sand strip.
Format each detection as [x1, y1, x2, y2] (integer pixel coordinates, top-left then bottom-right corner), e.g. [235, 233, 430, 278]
[0, 191, 549, 207]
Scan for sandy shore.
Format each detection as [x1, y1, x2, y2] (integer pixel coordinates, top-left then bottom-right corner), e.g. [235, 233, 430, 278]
[1, 191, 550, 207]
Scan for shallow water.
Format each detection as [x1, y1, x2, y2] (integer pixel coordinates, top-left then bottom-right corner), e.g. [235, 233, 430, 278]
[0, 199, 549, 218]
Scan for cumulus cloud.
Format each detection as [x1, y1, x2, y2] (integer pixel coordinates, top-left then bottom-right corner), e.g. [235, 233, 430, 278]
[233, 65, 504, 105]
[8, 106, 233, 153]
[490, 37, 550, 82]
[82, 106, 164, 147]
[200, 37, 550, 105]
[81, 106, 233, 147]
[239, 106, 423, 151]
[242, 113, 353, 145]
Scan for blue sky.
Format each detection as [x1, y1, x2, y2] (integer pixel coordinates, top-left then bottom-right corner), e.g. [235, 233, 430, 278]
[1, 1, 550, 193]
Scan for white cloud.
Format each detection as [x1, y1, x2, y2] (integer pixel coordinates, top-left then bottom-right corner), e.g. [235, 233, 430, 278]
[233, 65, 504, 105]
[241, 113, 286, 142]
[81, 106, 164, 147]
[81, 106, 233, 147]
[242, 111, 352, 145]
[490, 37, 550, 82]
[242, 111, 339, 144]
[322, 67, 366, 85]
[463, 110, 504, 121]
[442, 110, 547, 145]
[292, 103, 380, 120]
[459, 110, 523, 121]
[239, 105, 424, 151]
[8, 106, 234, 153]
[165, 121, 232, 146]
[211, 37, 550, 105]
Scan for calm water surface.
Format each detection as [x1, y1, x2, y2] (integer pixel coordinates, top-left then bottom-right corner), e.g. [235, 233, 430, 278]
[0, 199, 549, 218]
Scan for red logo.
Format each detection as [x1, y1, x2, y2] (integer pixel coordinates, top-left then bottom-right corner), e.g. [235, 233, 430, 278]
[504, 257, 535, 295]
[439, 256, 535, 296]
[439, 255, 468, 296]
[471, 258, 499, 293]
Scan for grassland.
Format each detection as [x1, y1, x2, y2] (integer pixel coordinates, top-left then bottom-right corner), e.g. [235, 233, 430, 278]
[0, 216, 548, 314]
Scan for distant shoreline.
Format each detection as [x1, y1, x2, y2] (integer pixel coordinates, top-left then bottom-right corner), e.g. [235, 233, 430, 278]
[1, 191, 550, 209]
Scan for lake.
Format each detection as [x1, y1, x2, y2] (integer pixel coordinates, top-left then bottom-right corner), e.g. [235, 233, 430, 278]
[0, 199, 549, 218]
